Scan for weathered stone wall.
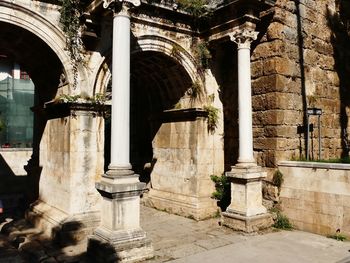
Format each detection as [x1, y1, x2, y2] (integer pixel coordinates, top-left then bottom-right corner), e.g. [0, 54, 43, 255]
[0, 149, 32, 176]
[39, 111, 104, 215]
[279, 161, 350, 236]
[28, 110, 104, 240]
[146, 111, 220, 219]
[252, 0, 347, 166]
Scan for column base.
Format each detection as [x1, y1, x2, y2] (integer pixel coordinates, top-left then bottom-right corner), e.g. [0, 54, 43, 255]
[222, 212, 273, 233]
[223, 165, 271, 232]
[90, 170, 153, 262]
[88, 227, 153, 263]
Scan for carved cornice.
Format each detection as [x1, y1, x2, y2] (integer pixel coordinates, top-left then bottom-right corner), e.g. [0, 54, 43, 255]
[229, 29, 258, 49]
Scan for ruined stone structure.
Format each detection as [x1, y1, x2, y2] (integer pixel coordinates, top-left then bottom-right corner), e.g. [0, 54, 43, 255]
[1, 0, 350, 261]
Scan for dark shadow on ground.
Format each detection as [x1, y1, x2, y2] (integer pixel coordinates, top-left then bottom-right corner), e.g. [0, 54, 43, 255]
[0, 209, 93, 262]
[0, 154, 29, 220]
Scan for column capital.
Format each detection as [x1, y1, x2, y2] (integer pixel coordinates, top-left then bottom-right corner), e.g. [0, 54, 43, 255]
[229, 29, 258, 49]
[103, 0, 141, 16]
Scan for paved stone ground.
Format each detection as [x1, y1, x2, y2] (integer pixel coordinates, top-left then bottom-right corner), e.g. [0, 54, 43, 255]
[141, 206, 350, 263]
[1, 206, 350, 262]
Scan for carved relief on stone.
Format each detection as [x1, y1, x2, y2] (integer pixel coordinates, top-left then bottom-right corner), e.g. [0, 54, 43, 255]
[229, 29, 259, 49]
[103, 0, 141, 15]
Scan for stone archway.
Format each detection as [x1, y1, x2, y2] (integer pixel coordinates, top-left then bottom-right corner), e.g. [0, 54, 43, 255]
[92, 35, 204, 95]
[0, 1, 87, 91]
[0, 19, 64, 207]
[129, 50, 194, 182]
[0, 3, 103, 245]
[93, 35, 218, 220]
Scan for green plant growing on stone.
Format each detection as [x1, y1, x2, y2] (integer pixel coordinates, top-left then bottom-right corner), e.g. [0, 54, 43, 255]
[171, 45, 182, 58]
[273, 212, 293, 230]
[56, 94, 81, 103]
[327, 232, 347, 241]
[204, 105, 219, 133]
[210, 174, 228, 200]
[195, 41, 211, 69]
[214, 209, 221, 218]
[272, 170, 284, 189]
[208, 93, 215, 104]
[55, 93, 107, 105]
[176, 0, 210, 18]
[188, 81, 203, 102]
[88, 93, 107, 105]
[210, 174, 230, 210]
[59, 0, 84, 88]
[173, 102, 182, 109]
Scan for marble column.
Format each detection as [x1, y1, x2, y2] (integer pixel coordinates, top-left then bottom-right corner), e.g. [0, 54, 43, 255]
[234, 30, 257, 166]
[89, 1, 153, 261]
[222, 28, 272, 233]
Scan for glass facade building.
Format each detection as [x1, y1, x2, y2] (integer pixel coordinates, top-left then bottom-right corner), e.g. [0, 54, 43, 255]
[0, 76, 34, 148]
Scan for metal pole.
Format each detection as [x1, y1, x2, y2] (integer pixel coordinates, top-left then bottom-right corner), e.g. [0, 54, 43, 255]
[306, 114, 309, 160]
[318, 115, 321, 160]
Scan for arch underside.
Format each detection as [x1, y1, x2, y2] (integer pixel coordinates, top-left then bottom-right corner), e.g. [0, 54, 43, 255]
[0, 21, 63, 101]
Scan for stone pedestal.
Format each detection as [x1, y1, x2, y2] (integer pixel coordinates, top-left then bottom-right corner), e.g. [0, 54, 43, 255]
[88, 174, 153, 262]
[88, 0, 153, 261]
[222, 166, 272, 232]
[26, 104, 105, 248]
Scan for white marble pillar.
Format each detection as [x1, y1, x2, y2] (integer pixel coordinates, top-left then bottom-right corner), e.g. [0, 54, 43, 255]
[109, 2, 131, 173]
[90, 1, 153, 261]
[222, 29, 272, 233]
[230, 29, 258, 166]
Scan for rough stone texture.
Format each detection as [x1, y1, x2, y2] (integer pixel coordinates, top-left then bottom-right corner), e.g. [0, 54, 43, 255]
[279, 161, 350, 237]
[252, 0, 350, 166]
[2, 206, 350, 263]
[29, 110, 104, 244]
[225, 166, 267, 217]
[39, 111, 104, 215]
[146, 114, 219, 220]
[262, 183, 279, 203]
[0, 149, 32, 176]
[222, 212, 273, 233]
[222, 166, 272, 232]
[3, 0, 350, 257]
[88, 233, 153, 263]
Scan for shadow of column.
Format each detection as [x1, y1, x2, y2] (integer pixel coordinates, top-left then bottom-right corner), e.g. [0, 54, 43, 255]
[295, 0, 308, 158]
[326, 1, 350, 158]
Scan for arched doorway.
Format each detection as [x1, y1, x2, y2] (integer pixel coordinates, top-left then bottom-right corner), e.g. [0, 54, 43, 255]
[130, 51, 193, 183]
[0, 21, 63, 209]
[0, 9, 104, 243]
[98, 42, 219, 219]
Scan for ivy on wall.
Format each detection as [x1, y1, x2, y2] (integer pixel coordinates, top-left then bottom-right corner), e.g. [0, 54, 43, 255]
[176, 0, 210, 18]
[59, 0, 84, 88]
[194, 40, 212, 69]
[148, 0, 214, 18]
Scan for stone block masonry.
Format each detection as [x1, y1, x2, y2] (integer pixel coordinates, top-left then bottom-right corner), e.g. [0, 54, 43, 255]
[279, 161, 350, 237]
[251, 0, 348, 166]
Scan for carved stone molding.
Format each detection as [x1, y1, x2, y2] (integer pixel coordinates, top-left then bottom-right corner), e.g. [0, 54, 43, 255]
[229, 29, 259, 49]
[103, 0, 141, 16]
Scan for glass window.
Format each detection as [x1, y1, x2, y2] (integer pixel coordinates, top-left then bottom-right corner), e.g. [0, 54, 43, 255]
[0, 73, 34, 148]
